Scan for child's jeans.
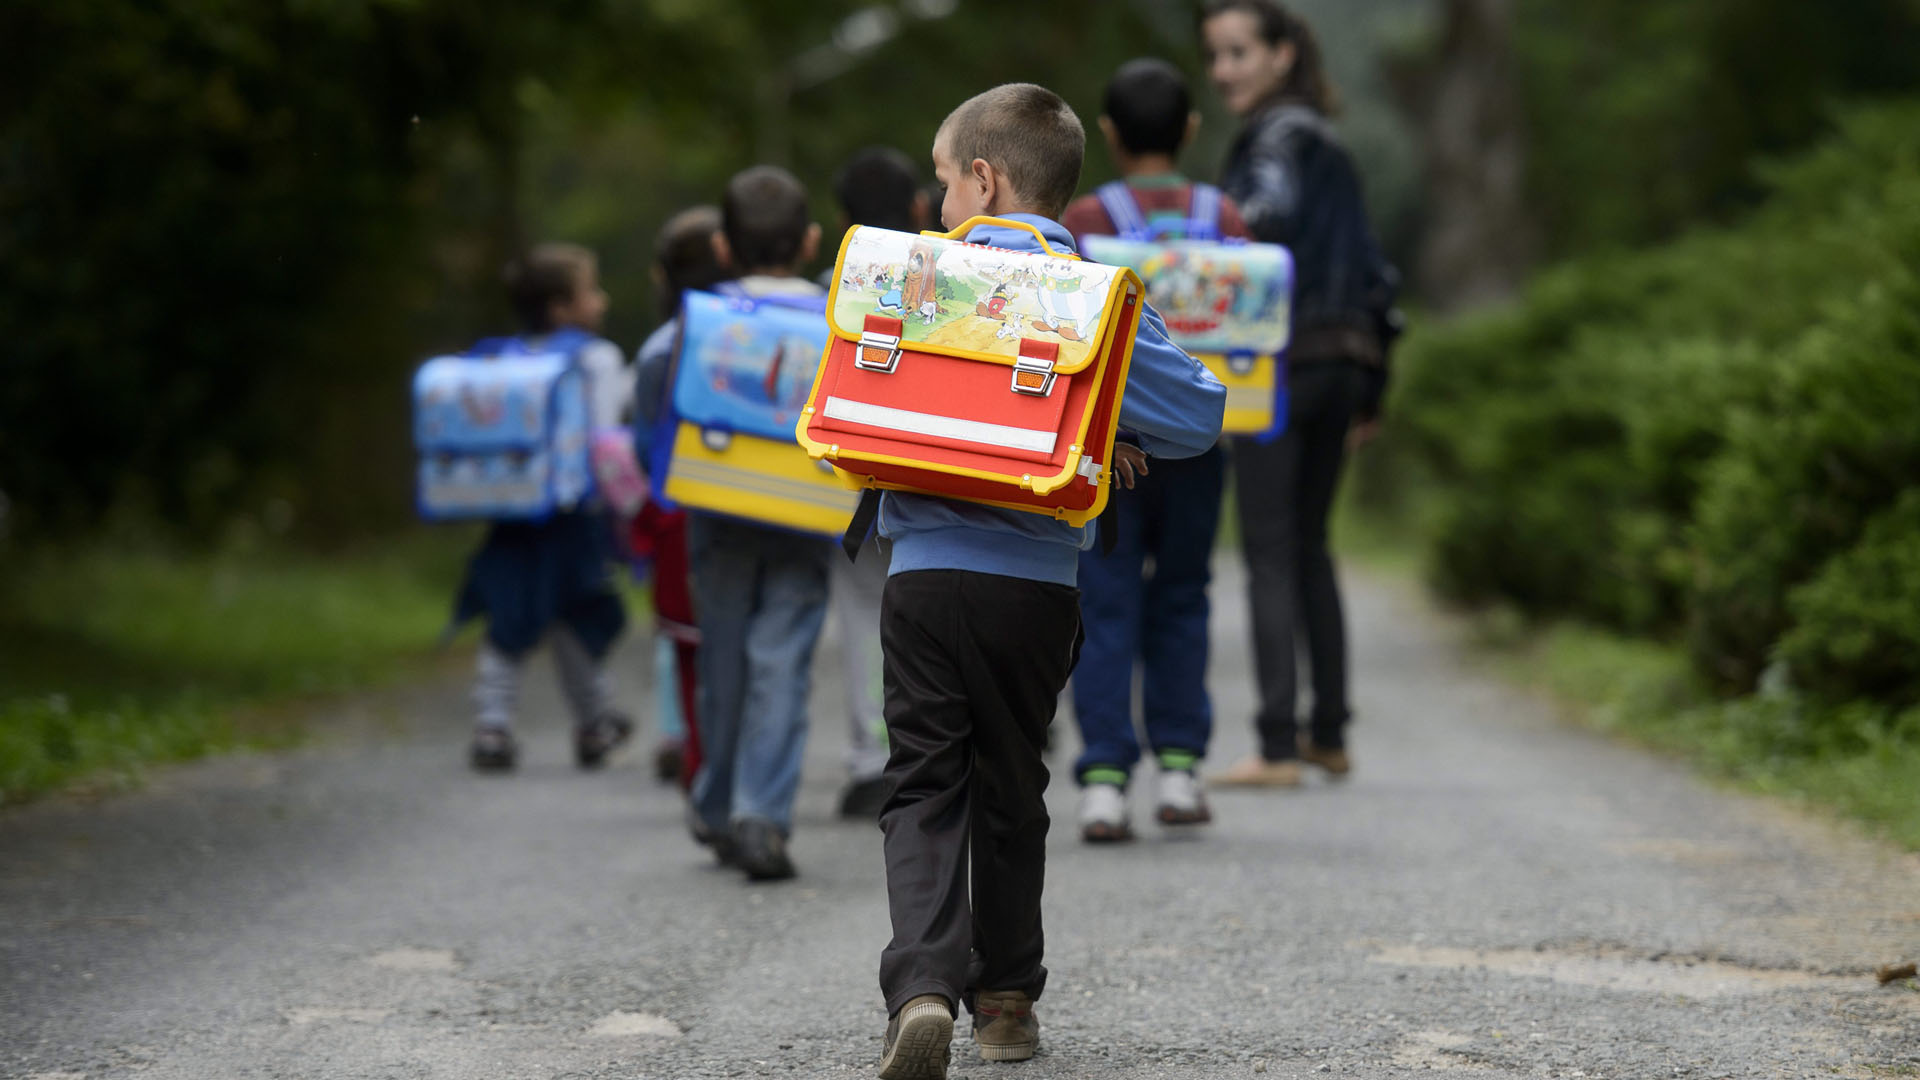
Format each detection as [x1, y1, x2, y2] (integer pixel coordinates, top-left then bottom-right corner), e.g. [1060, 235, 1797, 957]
[1071, 447, 1225, 783]
[876, 570, 1082, 1017]
[686, 513, 832, 836]
[473, 626, 615, 730]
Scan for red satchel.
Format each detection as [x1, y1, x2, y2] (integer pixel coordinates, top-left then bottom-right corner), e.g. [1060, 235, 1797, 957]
[797, 216, 1146, 527]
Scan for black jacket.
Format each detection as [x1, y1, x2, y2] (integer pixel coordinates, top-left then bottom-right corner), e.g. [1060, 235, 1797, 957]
[1221, 102, 1399, 410]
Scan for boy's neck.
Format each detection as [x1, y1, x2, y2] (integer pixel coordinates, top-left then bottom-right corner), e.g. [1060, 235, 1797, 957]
[1117, 152, 1181, 180]
[739, 267, 798, 279]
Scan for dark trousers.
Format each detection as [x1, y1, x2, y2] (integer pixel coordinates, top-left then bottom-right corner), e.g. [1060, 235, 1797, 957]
[1072, 446, 1226, 782]
[877, 570, 1082, 1016]
[1232, 361, 1364, 758]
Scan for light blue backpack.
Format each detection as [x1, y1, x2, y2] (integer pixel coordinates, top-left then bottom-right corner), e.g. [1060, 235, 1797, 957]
[412, 329, 596, 522]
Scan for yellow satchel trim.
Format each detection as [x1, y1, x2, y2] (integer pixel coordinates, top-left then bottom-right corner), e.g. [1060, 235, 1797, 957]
[824, 220, 1135, 376]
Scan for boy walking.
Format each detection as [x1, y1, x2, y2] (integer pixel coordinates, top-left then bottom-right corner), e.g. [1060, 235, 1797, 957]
[874, 84, 1225, 1078]
[1058, 58, 1251, 841]
[638, 168, 833, 882]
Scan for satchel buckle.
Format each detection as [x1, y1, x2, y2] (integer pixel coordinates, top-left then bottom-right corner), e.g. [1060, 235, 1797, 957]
[1011, 352, 1057, 397]
[855, 329, 902, 374]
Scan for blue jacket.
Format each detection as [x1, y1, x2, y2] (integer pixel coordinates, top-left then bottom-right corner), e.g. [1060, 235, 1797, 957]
[880, 214, 1226, 586]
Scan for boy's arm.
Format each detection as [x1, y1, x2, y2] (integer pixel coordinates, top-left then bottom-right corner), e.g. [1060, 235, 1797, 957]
[1116, 303, 1226, 460]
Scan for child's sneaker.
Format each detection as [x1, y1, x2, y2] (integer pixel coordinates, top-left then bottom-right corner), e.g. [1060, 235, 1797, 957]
[734, 817, 796, 882]
[469, 727, 518, 771]
[1077, 781, 1132, 843]
[1155, 768, 1212, 826]
[574, 712, 634, 769]
[971, 990, 1039, 1062]
[879, 994, 953, 1079]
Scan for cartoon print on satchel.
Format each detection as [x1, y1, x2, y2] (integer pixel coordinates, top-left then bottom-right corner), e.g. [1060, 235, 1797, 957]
[799, 216, 1145, 530]
[1080, 182, 1293, 438]
[652, 289, 858, 536]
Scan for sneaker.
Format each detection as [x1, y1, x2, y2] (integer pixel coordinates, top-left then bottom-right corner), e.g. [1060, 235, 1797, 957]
[574, 712, 635, 769]
[1077, 782, 1132, 843]
[1155, 769, 1212, 826]
[469, 727, 518, 771]
[1299, 737, 1352, 777]
[838, 775, 891, 820]
[879, 994, 953, 1080]
[733, 817, 796, 882]
[972, 989, 1039, 1062]
[652, 739, 685, 783]
[1212, 755, 1303, 788]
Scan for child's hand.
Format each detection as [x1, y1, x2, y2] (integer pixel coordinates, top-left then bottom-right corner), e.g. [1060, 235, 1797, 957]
[1112, 443, 1149, 489]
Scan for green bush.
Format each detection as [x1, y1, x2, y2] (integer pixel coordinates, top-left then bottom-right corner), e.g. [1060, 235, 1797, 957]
[1779, 489, 1920, 707]
[1374, 100, 1920, 707]
[1686, 264, 1920, 689]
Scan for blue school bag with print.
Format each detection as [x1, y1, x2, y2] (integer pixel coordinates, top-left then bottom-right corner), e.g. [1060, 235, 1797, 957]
[645, 285, 858, 535]
[412, 328, 596, 522]
[1080, 182, 1292, 441]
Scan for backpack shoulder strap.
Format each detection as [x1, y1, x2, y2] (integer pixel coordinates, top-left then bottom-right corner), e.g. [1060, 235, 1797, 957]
[1094, 181, 1151, 241]
[1188, 184, 1223, 242]
[541, 327, 593, 359]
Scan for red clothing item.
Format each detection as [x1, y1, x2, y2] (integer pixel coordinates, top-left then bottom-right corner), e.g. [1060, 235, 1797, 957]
[1061, 177, 1251, 247]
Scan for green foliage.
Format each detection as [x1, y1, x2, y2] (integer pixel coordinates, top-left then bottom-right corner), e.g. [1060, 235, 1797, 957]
[0, 536, 464, 801]
[1780, 490, 1920, 706]
[1373, 100, 1920, 710]
[1514, 0, 1920, 256]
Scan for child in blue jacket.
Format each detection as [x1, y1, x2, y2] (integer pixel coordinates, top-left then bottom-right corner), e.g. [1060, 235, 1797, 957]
[873, 83, 1225, 1080]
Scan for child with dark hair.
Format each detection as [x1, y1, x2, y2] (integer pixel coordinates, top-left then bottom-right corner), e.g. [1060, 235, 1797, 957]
[1056, 58, 1251, 842]
[871, 83, 1225, 1079]
[638, 167, 832, 883]
[632, 206, 727, 786]
[823, 147, 932, 821]
[454, 243, 634, 772]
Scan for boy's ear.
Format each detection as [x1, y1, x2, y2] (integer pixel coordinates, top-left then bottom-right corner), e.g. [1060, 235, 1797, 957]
[710, 231, 733, 271]
[1185, 111, 1202, 147]
[1097, 115, 1124, 162]
[971, 156, 999, 212]
[911, 190, 931, 230]
[799, 223, 822, 265]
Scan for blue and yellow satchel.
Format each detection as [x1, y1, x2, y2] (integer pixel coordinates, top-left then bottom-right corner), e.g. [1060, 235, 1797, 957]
[651, 288, 858, 535]
[1078, 182, 1293, 438]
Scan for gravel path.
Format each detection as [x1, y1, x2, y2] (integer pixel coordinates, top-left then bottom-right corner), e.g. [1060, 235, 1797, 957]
[2, 562, 1916, 1079]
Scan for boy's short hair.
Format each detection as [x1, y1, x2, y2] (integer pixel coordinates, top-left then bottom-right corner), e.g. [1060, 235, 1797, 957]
[1104, 58, 1191, 156]
[504, 243, 594, 333]
[939, 83, 1084, 219]
[833, 147, 921, 232]
[654, 204, 725, 313]
[722, 165, 812, 272]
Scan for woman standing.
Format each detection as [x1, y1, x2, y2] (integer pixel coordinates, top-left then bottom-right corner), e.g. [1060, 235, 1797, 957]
[1202, 0, 1398, 786]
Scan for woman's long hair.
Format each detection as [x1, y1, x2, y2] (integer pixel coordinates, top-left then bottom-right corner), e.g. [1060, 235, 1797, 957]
[1201, 0, 1339, 116]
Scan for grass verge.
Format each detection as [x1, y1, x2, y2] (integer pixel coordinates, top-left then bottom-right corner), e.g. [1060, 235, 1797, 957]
[0, 532, 477, 804]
